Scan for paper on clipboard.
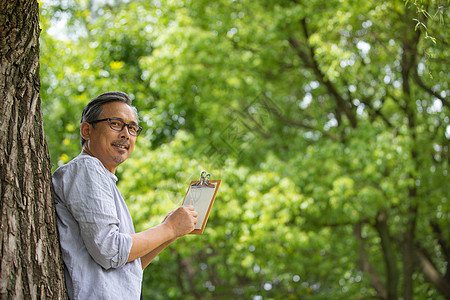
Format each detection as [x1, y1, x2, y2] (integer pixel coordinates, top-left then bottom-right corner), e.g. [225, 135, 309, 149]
[182, 172, 221, 234]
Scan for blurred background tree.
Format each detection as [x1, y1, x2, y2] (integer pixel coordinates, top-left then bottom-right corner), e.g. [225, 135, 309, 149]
[40, 0, 449, 299]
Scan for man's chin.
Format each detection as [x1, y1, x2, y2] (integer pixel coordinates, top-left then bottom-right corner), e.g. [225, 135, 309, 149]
[112, 155, 127, 165]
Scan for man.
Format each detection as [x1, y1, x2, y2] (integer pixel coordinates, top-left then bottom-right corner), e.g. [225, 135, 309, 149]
[52, 91, 198, 299]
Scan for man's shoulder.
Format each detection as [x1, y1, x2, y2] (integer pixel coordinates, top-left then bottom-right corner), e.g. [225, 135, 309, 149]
[53, 153, 106, 178]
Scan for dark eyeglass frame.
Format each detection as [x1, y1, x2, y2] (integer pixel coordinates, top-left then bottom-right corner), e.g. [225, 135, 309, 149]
[88, 117, 142, 137]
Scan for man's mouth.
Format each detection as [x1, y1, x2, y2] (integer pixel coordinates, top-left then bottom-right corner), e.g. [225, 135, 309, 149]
[112, 141, 129, 150]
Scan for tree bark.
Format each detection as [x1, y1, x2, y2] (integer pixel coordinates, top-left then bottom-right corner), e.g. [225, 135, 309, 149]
[0, 0, 66, 299]
[375, 210, 399, 300]
[399, 14, 421, 299]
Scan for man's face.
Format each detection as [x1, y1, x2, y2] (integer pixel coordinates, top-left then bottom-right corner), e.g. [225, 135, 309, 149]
[81, 101, 138, 173]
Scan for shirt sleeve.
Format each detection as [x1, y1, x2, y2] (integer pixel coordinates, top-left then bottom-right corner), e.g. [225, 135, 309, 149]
[58, 159, 132, 270]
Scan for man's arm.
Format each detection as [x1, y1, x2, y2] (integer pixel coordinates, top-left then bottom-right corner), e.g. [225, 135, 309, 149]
[140, 238, 177, 269]
[127, 205, 197, 264]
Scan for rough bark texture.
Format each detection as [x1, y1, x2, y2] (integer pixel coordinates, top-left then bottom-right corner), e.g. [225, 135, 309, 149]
[0, 0, 67, 299]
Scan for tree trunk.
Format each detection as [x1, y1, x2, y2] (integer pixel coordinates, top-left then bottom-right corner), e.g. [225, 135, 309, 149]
[375, 210, 399, 300]
[0, 0, 66, 299]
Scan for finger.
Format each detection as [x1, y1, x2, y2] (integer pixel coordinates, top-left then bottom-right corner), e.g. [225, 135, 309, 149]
[191, 210, 198, 217]
[179, 206, 191, 212]
[186, 205, 195, 211]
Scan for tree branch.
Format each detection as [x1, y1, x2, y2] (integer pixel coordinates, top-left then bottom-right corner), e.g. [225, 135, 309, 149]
[430, 221, 450, 280]
[354, 222, 388, 299]
[360, 96, 394, 128]
[374, 209, 399, 300]
[289, 18, 358, 128]
[261, 94, 339, 141]
[399, 22, 422, 300]
[181, 256, 202, 299]
[174, 249, 187, 294]
[414, 246, 450, 298]
[413, 68, 450, 109]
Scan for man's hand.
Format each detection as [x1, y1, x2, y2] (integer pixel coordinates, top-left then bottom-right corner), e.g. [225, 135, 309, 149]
[163, 206, 198, 237]
[128, 206, 198, 267]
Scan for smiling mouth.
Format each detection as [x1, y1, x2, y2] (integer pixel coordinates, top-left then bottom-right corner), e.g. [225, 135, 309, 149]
[112, 142, 129, 150]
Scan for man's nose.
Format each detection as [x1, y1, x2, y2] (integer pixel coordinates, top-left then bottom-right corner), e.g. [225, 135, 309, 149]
[119, 126, 131, 139]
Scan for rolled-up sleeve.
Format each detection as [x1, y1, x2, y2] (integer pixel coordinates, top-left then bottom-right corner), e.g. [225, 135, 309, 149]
[60, 161, 132, 269]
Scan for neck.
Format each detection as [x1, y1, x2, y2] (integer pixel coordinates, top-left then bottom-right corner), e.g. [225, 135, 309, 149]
[81, 147, 116, 174]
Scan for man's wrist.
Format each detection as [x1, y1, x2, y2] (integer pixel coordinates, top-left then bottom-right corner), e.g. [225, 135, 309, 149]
[160, 222, 176, 240]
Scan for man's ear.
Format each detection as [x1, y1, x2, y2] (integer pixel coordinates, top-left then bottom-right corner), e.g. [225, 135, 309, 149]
[80, 122, 92, 142]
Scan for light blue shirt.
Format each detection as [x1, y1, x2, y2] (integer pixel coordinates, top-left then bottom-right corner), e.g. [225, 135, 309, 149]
[53, 153, 142, 300]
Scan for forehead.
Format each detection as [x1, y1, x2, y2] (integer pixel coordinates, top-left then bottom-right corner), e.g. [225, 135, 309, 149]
[101, 102, 137, 123]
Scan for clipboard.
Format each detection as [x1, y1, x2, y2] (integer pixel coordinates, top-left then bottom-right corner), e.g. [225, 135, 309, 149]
[182, 172, 221, 234]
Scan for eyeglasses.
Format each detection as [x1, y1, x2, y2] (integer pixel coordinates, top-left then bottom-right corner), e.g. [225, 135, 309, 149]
[89, 118, 142, 136]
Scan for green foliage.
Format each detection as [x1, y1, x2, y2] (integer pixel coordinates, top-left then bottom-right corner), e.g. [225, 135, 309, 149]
[40, 0, 448, 298]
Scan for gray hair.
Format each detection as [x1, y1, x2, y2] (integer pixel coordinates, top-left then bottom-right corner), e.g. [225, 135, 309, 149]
[80, 91, 139, 145]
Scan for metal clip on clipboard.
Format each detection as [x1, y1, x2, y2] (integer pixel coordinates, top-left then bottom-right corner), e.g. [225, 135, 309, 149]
[191, 171, 215, 188]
